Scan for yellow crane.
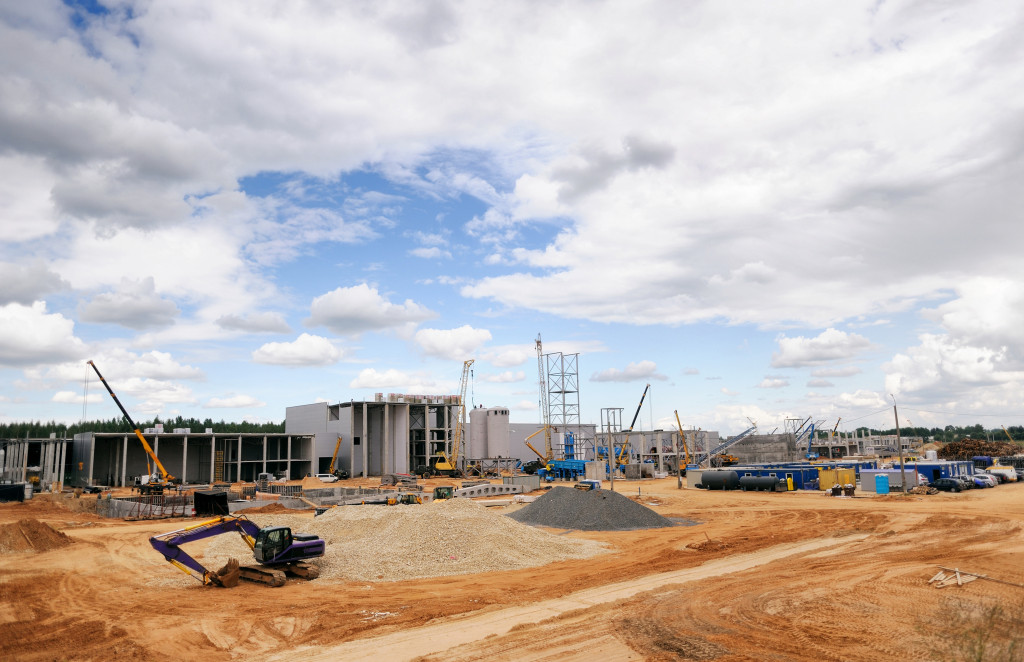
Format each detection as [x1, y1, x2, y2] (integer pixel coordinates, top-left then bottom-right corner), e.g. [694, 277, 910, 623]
[88, 360, 174, 494]
[673, 410, 692, 467]
[434, 359, 474, 476]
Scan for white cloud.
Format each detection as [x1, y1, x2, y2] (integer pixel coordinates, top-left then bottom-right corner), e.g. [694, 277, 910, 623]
[52, 390, 104, 405]
[757, 378, 789, 389]
[807, 378, 834, 388]
[811, 366, 862, 378]
[0, 155, 61, 242]
[509, 399, 538, 412]
[216, 312, 292, 334]
[0, 261, 66, 305]
[479, 370, 525, 383]
[772, 329, 872, 368]
[79, 277, 180, 330]
[591, 360, 667, 383]
[409, 246, 451, 259]
[0, 302, 88, 367]
[414, 325, 492, 360]
[348, 368, 450, 393]
[204, 395, 266, 408]
[307, 284, 436, 336]
[252, 334, 343, 366]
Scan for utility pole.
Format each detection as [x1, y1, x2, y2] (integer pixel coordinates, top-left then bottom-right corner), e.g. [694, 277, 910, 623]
[892, 395, 907, 493]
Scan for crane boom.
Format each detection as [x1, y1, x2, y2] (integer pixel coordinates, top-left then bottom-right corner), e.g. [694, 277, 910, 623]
[87, 360, 174, 487]
[435, 359, 474, 472]
[673, 410, 691, 465]
[615, 383, 650, 464]
[536, 334, 552, 461]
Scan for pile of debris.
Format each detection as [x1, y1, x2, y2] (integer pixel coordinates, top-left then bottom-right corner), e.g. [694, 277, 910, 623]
[508, 486, 675, 531]
[938, 438, 1019, 460]
[0, 519, 74, 553]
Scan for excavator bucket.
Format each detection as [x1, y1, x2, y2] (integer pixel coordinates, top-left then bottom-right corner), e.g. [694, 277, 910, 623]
[210, 558, 240, 588]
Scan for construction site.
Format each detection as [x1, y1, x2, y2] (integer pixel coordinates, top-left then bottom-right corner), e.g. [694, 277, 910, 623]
[3, 349, 1024, 660]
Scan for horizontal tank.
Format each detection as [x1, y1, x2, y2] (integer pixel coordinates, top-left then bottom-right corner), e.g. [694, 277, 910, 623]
[701, 470, 740, 490]
[739, 475, 784, 492]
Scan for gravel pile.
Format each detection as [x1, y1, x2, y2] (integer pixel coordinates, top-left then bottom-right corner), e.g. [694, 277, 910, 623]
[508, 486, 675, 531]
[199, 498, 607, 583]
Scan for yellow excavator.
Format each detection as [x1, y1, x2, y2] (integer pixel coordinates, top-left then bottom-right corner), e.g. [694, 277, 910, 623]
[88, 360, 175, 495]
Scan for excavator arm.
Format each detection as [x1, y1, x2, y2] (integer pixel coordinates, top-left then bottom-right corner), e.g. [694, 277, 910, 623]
[149, 515, 260, 586]
[149, 515, 325, 588]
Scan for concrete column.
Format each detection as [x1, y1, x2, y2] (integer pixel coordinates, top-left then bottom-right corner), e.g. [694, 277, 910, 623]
[121, 436, 128, 487]
[236, 437, 242, 483]
[383, 403, 390, 475]
[59, 440, 67, 488]
[349, 405, 356, 478]
[362, 402, 368, 478]
[42, 442, 52, 485]
[262, 434, 267, 476]
[209, 435, 216, 484]
[406, 404, 412, 472]
[85, 437, 95, 486]
[182, 436, 188, 485]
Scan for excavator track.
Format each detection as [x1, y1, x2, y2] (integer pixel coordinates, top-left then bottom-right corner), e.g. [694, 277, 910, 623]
[238, 565, 287, 587]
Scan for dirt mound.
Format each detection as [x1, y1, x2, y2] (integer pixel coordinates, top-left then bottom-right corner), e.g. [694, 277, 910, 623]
[201, 497, 607, 583]
[0, 518, 74, 553]
[508, 486, 675, 531]
[240, 502, 298, 514]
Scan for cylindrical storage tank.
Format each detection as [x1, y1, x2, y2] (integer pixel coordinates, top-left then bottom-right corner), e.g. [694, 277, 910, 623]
[468, 407, 487, 460]
[925, 450, 938, 461]
[739, 475, 782, 492]
[486, 407, 510, 458]
[875, 474, 890, 495]
[701, 470, 740, 490]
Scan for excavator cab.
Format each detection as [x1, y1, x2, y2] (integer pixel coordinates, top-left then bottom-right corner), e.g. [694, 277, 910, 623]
[253, 527, 292, 564]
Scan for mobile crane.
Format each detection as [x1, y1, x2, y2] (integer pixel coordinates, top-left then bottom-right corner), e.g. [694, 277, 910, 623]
[431, 359, 474, 477]
[88, 360, 174, 494]
[149, 514, 324, 587]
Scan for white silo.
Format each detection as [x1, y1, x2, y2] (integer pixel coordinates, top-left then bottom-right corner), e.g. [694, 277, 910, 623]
[486, 407, 510, 457]
[468, 406, 488, 459]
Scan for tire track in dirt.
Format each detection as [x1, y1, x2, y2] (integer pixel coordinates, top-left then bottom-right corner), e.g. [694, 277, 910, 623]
[268, 534, 869, 662]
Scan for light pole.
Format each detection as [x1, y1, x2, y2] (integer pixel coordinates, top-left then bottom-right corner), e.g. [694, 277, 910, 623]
[891, 394, 907, 493]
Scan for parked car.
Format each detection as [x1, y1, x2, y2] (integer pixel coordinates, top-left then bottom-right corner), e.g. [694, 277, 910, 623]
[978, 472, 1000, 486]
[314, 473, 339, 483]
[930, 478, 964, 492]
[972, 474, 997, 488]
[953, 476, 975, 490]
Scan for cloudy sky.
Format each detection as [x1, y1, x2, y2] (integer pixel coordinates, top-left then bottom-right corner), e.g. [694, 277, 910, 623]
[2, 0, 1023, 436]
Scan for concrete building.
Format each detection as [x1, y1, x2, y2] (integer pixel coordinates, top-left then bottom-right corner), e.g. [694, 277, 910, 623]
[509, 422, 598, 463]
[285, 394, 463, 477]
[69, 429, 315, 487]
[0, 436, 69, 491]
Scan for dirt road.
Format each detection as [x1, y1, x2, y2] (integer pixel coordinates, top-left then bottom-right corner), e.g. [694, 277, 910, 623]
[2, 478, 1023, 661]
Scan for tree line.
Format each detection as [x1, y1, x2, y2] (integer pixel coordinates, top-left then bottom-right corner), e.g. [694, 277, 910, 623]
[0, 415, 285, 439]
[832, 424, 1024, 444]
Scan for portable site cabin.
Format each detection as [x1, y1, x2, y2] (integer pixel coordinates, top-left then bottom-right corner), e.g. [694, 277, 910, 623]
[893, 460, 974, 483]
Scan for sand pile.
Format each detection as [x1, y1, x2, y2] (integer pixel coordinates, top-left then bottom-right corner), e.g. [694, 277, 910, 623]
[0, 519, 74, 553]
[199, 498, 607, 583]
[508, 486, 675, 531]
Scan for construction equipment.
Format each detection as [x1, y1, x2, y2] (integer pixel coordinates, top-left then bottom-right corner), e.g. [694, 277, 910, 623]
[535, 334, 553, 463]
[699, 418, 757, 467]
[432, 359, 474, 477]
[614, 383, 650, 468]
[327, 436, 349, 479]
[149, 515, 324, 587]
[673, 411, 692, 472]
[87, 360, 174, 495]
[433, 485, 455, 500]
[574, 479, 601, 491]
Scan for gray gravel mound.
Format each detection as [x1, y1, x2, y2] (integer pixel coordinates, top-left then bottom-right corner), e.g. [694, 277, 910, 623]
[508, 486, 675, 531]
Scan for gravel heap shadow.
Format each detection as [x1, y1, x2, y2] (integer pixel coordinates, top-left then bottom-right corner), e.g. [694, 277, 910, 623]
[508, 486, 674, 531]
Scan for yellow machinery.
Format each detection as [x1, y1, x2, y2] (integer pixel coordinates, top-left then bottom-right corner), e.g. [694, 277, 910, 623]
[673, 410, 692, 468]
[433, 359, 474, 476]
[88, 360, 174, 494]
